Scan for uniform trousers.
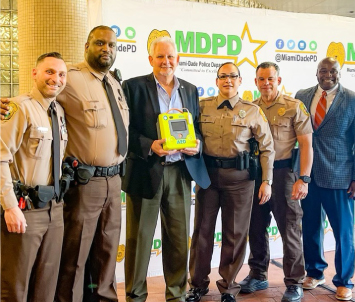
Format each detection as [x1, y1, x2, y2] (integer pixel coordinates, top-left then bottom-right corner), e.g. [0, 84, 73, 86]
[188, 168, 254, 295]
[1, 200, 63, 302]
[125, 162, 191, 302]
[301, 181, 354, 288]
[248, 167, 304, 286]
[56, 174, 122, 302]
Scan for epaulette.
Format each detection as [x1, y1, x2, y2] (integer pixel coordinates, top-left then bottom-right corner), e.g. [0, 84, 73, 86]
[240, 98, 260, 109]
[283, 94, 298, 103]
[199, 96, 215, 103]
[67, 63, 82, 72]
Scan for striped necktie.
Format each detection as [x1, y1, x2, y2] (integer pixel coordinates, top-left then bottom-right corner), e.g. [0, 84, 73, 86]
[314, 91, 327, 129]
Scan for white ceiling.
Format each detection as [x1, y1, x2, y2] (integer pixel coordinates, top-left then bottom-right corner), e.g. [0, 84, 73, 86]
[257, 0, 355, 18]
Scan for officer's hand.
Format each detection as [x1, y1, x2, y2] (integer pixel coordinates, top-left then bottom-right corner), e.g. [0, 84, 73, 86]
[347, 181, 355, 199]
[180, 139, 200, 156]
[258, 182, 271, 205]
[292, 179, 308, 200]
[4, 206, 27, 233]
[151, 139, 177, 157]
[0, 98, 10, 119]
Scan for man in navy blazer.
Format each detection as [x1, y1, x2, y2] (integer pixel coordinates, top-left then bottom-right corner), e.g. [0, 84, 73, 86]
[122, 36, 210, 302]
[295, 57, 355, 301]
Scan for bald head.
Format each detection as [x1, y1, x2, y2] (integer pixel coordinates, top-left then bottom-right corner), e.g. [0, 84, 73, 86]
[316, 57, 341, 91]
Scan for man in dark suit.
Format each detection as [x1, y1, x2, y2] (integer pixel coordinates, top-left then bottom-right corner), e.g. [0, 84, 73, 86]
[122, 36, 210, 302]
[295, 57, 355, 301]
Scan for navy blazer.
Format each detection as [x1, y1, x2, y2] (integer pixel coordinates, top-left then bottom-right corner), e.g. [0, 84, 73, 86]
[121, 73, 210, 199]
[295, 84, 355, 189]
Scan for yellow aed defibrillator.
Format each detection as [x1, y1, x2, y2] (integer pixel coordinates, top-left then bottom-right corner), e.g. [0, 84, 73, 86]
[157, 108, 196, 150]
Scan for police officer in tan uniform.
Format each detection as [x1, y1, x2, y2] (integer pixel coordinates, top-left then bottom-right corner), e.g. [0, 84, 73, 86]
[0, 26, 128, 302]
[54, 26, 129, 302]
[240, 62, 313, 302]
[0, 52, 67, 302]
[186, 62, 275, 302]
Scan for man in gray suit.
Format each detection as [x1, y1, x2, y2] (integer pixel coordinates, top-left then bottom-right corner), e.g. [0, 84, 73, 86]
[295, 57, 355, 301]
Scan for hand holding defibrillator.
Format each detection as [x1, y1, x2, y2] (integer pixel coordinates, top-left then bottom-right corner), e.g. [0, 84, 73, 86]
[156, 108, 198, 156]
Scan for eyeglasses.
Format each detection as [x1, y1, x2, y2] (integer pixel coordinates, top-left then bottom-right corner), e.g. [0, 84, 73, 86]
[217, 74, 240, 80]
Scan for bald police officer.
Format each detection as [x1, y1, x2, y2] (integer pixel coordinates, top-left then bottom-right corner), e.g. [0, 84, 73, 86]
[186, 62, 275, 302]
[1, 52, 67, 302]
[54, 26, 129, 302]
[240, 62, 313, 302]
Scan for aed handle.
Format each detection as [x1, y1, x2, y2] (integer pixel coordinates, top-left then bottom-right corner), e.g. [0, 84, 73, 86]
[166, 108, 190, 114]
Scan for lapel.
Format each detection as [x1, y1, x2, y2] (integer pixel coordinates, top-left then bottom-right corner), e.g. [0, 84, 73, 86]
[304, 85, 318, 111]
[317, 84, 343, 131]
[146, 73, 161, 115]
[178, 79, 188, 109]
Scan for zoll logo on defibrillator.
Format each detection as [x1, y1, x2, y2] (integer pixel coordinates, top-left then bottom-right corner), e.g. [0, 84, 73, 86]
[157, 108, 196, 150]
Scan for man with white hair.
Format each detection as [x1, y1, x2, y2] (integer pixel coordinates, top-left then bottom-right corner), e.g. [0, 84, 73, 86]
[122, 36, 210, 302]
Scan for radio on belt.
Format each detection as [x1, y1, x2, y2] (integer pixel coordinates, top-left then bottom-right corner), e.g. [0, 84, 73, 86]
[157, 108, 196, 150]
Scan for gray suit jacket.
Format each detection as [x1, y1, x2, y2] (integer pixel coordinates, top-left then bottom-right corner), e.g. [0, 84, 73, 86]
[295, 84, 355, 189]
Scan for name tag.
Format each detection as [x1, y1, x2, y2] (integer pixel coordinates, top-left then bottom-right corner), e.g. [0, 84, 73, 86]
[37, 127, 48, 133]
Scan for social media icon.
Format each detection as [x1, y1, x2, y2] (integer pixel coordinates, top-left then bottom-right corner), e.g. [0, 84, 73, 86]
[125, 27, 136, 39]
[197, 87, 204, 97]
[309, 41, 317, 51]
[298, 40, 306, 50]
[111, 25, 121, 38]
[207, 87, 215, 96]
[276, 39, 284, 49]
[287, 40, 295, 50]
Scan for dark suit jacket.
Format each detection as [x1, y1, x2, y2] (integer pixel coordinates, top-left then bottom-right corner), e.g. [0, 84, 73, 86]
[295, 84, 355, 189]
[122, 73, 210, 199]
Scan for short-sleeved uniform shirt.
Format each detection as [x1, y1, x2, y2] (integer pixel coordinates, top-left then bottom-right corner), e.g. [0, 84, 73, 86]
[0, 87, 67, 209]
[253, 93, 313, 161]
[56, 60, 129, 167]
[199, 94, 275, 180]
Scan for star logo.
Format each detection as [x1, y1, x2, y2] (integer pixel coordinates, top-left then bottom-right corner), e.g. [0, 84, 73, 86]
[237, 22, 267, 68]
[280, 85, 292, 97]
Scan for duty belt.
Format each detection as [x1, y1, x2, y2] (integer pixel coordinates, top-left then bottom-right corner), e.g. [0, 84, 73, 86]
[274, 158, 292, 169]
[94, 164, 121, 177]
[204, 152, 249, 170]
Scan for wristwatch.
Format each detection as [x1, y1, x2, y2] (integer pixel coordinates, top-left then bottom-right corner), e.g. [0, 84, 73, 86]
[299, 175, 311, 183]
[263, 179, 272, 186]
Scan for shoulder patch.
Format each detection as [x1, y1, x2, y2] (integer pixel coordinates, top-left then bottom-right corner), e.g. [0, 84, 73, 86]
[299, 102, 310, 116]
[259, 107, 268, 122]
[3, 101, 19, 121]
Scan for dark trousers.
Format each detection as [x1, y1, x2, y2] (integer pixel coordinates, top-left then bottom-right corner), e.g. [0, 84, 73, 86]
[188, 168, 254, 295]
[125, 162, 191, 302]
[302, 181, 354, 289]
[56, 174, 122, 302]
[248, 168, 305, 286]
[1, 200, 63, 302]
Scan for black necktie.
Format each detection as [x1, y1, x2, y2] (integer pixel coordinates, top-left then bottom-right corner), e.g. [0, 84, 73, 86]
[103, 75, 127, 157]
[49, 102, 60, 197]
[217, 100, 233, 110]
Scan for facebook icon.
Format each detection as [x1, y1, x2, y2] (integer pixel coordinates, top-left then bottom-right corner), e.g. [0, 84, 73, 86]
[276, 39, 284, 49]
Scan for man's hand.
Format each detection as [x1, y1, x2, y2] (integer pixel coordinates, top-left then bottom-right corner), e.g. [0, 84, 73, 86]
[4, 206, 27, 233]
[347, 181, 355, 199]
[0, 98, 10, 119]
[258, 182, 272, 205]
[291, 179, 308, 200]
[180, 139, 200, 156]
[151, 138, 178, 157]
